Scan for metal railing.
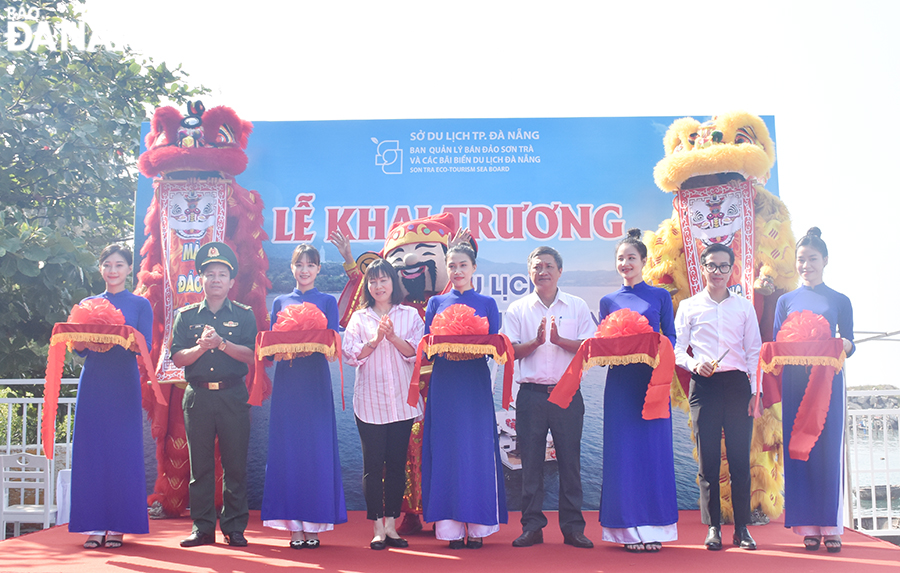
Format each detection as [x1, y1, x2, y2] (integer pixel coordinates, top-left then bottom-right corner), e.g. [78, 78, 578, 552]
[1, 378, 78, 532]
[846, 388, 900, 537]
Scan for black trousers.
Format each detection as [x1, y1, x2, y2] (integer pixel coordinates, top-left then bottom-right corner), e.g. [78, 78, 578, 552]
[516, 385, 586, 535]
[689, 370, 753, 528]
[356, 416, 415, 521]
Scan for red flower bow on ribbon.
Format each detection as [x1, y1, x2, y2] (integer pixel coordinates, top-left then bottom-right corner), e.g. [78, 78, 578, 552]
[42, 298, 165, 460]
[273, 302, 328, 332]
[596, 309, 652, 338]
[430, 304, 489, 335]
[759, 310, 845, 461]
[253, 303, 344, 408]
[407, 304, 515, 410]
[549, 309, 675, 420]
[68, 297, 126, 325]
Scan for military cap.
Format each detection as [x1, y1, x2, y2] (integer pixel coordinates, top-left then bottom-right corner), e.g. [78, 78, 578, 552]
[195, 242, 238, 277]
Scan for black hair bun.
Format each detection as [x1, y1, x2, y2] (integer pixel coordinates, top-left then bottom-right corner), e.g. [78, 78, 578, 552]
[626, 228, 642, 240]
[806, 226, 822, 239]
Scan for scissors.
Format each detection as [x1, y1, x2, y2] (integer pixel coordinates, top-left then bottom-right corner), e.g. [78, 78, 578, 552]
[711, 348, 730, 373]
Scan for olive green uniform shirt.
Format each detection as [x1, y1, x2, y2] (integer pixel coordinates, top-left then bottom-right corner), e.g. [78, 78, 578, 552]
[170, 298, 257, 382]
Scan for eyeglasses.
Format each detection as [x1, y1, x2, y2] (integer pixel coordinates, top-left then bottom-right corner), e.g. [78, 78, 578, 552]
[703, 263, 733, 274]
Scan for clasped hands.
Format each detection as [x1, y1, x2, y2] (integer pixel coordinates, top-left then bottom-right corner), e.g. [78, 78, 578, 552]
[368, 315, 398, 348]
[533, 316, 563, 347]
[197, 325, 224, 350]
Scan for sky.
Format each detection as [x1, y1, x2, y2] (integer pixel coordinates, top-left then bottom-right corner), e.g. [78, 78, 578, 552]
[77, 0, 899, 387]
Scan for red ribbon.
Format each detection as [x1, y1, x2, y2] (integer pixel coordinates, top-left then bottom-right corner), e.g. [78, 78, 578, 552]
[407, 334, 515, 409]
[548, 332, 674, 419]
[253, 329, 344, 409]
[758, 310, 845, 461]
[42, 323, 165, 460]
[758, 337, 844, 461]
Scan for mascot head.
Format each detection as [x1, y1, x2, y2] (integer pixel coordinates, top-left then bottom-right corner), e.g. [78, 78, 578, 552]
[653, 111, 775, 193]
[383, 212, 457, 303]
[138, 101, 253, 179]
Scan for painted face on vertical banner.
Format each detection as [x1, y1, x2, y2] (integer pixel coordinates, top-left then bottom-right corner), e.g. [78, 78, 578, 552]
[293, 255, 320, 292]
[796, 245, 827, 287]
[169, 190, 218, 240]
[386, 242, 449, 301]
[100, 252, 132, 293]
[446, 251, 476, 291]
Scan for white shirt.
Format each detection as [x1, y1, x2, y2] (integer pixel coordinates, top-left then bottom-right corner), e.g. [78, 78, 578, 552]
[503, 289, 596, 385]
[343, 305, 425, 424]
[674, 289, 762, 388]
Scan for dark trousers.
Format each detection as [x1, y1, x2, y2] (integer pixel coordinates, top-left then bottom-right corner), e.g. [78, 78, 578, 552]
[183, 383, 250, 536]
[356, 416, 415, 521]
[517, 385, 586, 535]
[689, 370, 753, 528]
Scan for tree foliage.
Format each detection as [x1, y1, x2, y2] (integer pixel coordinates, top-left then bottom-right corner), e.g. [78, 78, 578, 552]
[0, 0, 206, 378]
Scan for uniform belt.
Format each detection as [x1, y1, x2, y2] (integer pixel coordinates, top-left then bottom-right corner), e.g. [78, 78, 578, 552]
[190, 377, 243, 391]
[519, 383, 557, 394]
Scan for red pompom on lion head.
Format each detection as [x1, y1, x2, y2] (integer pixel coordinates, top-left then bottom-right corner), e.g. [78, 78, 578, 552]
[138, 101, 253, 178]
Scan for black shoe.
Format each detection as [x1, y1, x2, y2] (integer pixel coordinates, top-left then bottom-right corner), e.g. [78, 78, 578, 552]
[304, 539, 320, 549]
[512, 529, 543, 547]
[704, 526, 722, 551]
[448, 538, 466, 549]
[466, 537, 483, 549]
[180, 531, 215, 547]
[370, 538, 387, 550]
[563, 532, 594, 548]
[384, 536, 409, 548]
[733, 526, 756, 550]
[223, 531, 248, 547]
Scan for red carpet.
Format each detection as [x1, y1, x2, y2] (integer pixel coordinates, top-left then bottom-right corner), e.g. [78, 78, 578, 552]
[2, 511, 897, 572]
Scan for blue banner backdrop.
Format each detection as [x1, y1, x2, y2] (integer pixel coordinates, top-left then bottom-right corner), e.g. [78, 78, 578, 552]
[136, 115, 778, 513]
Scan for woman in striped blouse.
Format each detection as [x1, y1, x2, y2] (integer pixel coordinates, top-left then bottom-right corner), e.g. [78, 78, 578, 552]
[343, 259, 425, 550]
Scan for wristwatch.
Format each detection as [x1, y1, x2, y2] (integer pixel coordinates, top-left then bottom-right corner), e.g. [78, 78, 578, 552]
[218, 339, 227, 351]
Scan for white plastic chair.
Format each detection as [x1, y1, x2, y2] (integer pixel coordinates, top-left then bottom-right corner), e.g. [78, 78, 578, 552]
[1, 453, 57, 539]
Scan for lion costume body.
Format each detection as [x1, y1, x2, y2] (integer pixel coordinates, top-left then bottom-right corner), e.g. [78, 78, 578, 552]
[136, 102, 271, 518]
[643, 111, 797, 522]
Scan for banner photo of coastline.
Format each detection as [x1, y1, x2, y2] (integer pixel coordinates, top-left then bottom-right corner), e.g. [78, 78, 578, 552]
[136, 116, 779, 512]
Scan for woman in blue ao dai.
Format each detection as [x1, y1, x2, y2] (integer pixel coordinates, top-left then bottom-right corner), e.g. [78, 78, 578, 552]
[598, 229, 678, 552]
[261, 244, 347, 549]
[774, 228, 854, 553]
[70, 245, 152, 550]
[421, 244, 507, 549]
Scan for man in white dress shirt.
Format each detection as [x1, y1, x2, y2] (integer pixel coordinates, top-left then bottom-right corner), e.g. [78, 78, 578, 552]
[674, 243, 761, 552]
[503, 246, 596, 549]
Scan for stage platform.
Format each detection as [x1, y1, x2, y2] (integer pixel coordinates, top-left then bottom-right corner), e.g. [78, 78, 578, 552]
[2, 511, 897, 572]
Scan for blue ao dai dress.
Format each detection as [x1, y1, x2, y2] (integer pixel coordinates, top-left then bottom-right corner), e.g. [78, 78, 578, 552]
[261, 288, 347, 532]
[421, 289, 508, 534]
[598, 281, 679, 544]
[774, 283, 854, 535]
[69, 290, 153, 535]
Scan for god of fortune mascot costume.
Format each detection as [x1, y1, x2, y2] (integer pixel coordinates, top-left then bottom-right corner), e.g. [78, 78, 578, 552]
[136, 101, 271, 518]
[643, 111, 797, 523]
[337, 212, 464, 532]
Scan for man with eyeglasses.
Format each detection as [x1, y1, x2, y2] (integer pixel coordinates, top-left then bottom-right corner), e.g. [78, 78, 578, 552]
[673, 243, 761, 552]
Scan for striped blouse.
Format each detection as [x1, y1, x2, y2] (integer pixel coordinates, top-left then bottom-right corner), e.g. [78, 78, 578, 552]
[343, 304, 425, 424]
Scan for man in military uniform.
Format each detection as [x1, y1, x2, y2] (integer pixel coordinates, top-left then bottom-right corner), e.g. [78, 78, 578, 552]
[171, 242, 257, 548]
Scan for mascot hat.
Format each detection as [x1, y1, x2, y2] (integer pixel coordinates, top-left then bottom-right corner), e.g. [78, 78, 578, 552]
[383, 212, 456, 256]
